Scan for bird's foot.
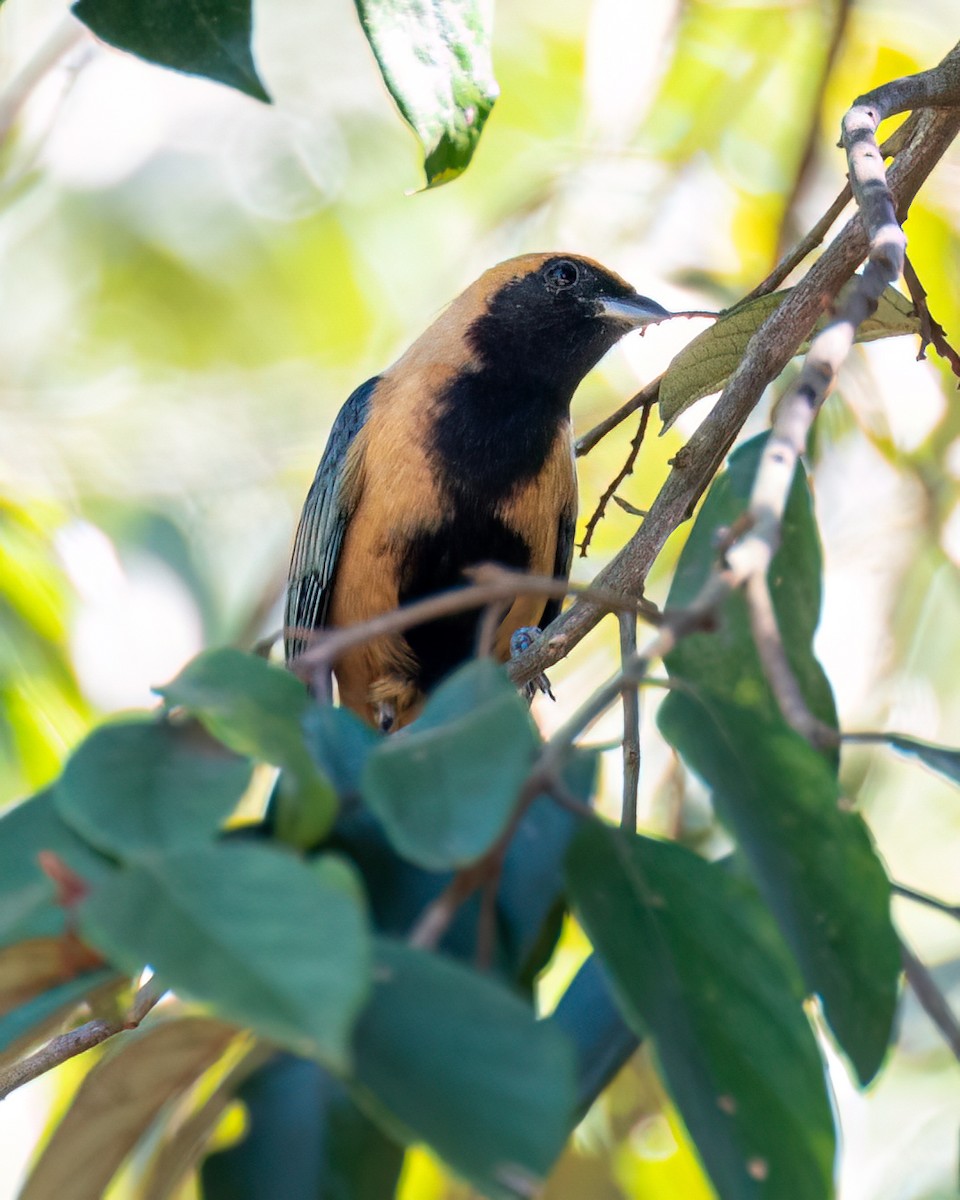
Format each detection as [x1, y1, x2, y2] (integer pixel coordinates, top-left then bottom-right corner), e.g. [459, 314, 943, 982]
[510, 626, 556, 703]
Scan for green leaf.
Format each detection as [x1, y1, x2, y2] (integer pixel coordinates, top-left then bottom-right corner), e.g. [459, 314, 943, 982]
[660, 284, 920, 428]
[567, 825, 835, 1200]
[355, 0, 498, 187]
[302, 703, 382, 799]
[659, 693, 899, 1085]
[0, 967, 119, 1061]
[352, 939, 575, 1199]
[0, 936, 106, 1017]
[55, 719, 253, 859]
[71, 0, 270, 102]
[79, 844, 371, 1072]
[142, 1044, 270, 1200]
[20, 1016, 238, 1200]
[201, 1055, 405, 1200]
[848, 732, 960, 786]
[158, 649, 338, 846]
[360, 660, 540, 870]
[0, 790, 114, 947]
[665, 434, 838, 753]
[659, 434, 899, 1082]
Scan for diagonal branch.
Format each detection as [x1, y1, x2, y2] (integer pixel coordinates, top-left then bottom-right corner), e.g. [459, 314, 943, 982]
[509, 47, 960, 694]
[0, 977, 161, 1101]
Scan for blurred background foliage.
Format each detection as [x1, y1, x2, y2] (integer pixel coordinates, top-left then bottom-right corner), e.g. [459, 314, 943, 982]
[1, 0, 959, 1196]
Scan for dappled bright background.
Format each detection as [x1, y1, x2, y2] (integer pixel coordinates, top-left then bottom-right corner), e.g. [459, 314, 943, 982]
[1, 0, 959, 1196]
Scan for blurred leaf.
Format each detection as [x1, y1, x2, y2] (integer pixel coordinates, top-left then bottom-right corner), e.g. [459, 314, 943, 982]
[549, 952, 640, 1124]
[660, 285, 920, 427]
[659, 435, 898, 1082]
[659, 692, 898, 1086]
[79, 845, 371, 1071]
[142, 1043, 271, 1200]
[202, 1054, 405, 1200]
[567, 825, 835, 1200]
[20, 1015, 238, 1200]
[0, 936, 104, 1017]
[71, 0, 270, 102]
[158, 649, 338, 845]
[302, 703, 382, 799]
[352, 939, 575, 1199]
[360, 660, 539, 870]
[0, 500, 89, 803]
[0, 790, 114, 947]
[498, 749, 598, 980]
[665, 435, 837, 753]
[0, 967, 119, 1062]
[55, 719, 253, 859]
[355, 0, 498, 186]
[849, 732, 960, 786]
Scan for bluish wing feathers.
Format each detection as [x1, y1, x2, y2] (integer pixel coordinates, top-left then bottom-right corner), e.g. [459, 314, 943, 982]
[284, 377, 378, 660]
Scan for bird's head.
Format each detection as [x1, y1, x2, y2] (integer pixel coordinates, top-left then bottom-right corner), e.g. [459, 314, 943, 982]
[460, 252, 669, 391]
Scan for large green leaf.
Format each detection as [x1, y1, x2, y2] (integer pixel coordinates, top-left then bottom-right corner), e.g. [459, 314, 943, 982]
[0, 790, 114, 947]
[360, 660, 540, 870]
[20, 1016, 238, 1200]
[567, 825, 835, 1200]
[355, 0, 498, 187]
[157, 649, 338, 847]
[351, 939, 575, 1199]
[660, 284, 920, 428]
[55, 719, 253, 859]
[659, 435, 899, 1082]
[79, 845, 371, 1072]
[72, 0, 270, 102]
[301, 703, 382, 800]
[659, 693, 899, 1085]
[202, 1055, 405, 1200]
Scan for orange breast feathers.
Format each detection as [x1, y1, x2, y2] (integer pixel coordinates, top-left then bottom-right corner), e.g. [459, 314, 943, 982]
[325, 362, 577, 728]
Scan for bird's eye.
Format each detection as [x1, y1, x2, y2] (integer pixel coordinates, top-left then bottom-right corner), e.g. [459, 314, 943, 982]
[543, 260, 580, 291]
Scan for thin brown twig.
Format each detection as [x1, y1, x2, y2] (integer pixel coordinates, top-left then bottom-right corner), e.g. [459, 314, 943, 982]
[288, 563, 661, 681]
[619, 611, 640, 831]
[901, 253, 960, 382]
[742, 120, 912, 305]
[0, 977, 162, 1101]
[408, 779, 540, 950]
[575, 376, 662, 458]
[900, 939, 960, 1062]
[743, 185, 853, 303]
[475, 600, 509, 659]
[579, 393, 656, 557]
[892, 883, 960, 923]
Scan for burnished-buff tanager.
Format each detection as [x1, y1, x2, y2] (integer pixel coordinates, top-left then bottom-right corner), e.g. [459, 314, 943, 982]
[285, 253, 667, 730]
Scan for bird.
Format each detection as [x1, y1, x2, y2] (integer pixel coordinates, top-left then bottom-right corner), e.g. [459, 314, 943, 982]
[285, 252, 667, 731]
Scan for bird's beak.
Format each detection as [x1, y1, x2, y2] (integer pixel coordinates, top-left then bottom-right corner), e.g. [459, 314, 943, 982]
[597, 293, 670, 328]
